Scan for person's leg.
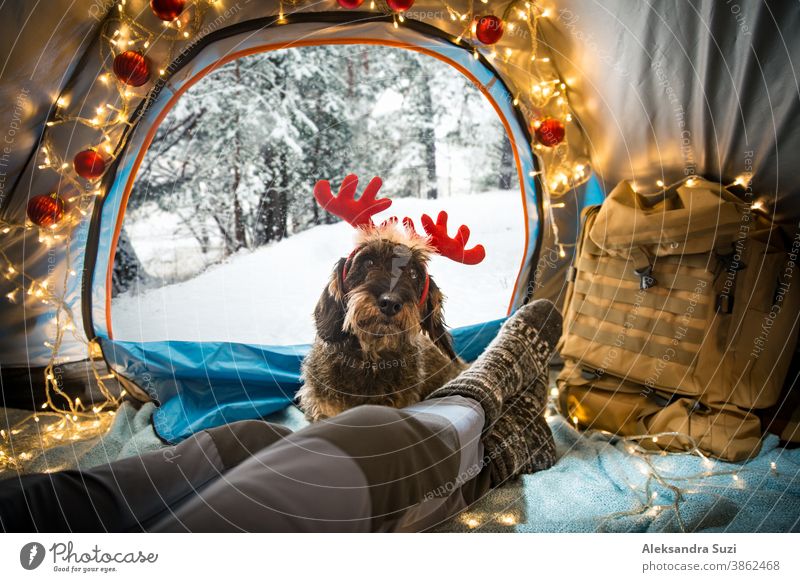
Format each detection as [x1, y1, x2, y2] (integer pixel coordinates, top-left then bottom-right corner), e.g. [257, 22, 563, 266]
[0, 420, 291, 532]
[149, 395, 487, 532]
[1, 300, 562, 533]
[428, 299, 562, 483]
[149, 300, 562, 532]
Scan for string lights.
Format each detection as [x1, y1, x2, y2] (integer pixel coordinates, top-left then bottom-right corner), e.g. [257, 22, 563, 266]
[0, 5, 778, 534]
[1, 0, 590, 471]
[456, 393, 784, 532]
[0, 0, 219, 472]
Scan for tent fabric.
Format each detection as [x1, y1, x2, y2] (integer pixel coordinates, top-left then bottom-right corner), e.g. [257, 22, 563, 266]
[102, 317, 506, 443]
[1, 1, 799, 370]
[0, 2, 546, 369]
[540, 0, 800, 220]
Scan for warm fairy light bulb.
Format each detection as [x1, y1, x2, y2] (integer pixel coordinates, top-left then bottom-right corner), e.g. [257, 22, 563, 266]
[541, 8, 551, 17]
[559, 246, 567, 258]
[652, 436, 658, 443]
[751, 200, 764, 211]
[686, 178, 696, 186]
[499, 514, 516, 525]
[656, 179, 665, 187]
[549, 387, 559, 398]
[56, 96, 68, 108]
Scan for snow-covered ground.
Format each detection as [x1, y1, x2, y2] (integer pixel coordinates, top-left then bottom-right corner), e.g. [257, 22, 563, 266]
[112, 190, 526, 345]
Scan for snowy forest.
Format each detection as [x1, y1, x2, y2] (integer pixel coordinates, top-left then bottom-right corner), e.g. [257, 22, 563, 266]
[112, 45, 524, 344]
[115, 45, 515, 291]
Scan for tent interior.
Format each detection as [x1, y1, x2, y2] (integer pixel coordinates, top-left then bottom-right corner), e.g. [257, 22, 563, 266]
[1, 0, 799, 532]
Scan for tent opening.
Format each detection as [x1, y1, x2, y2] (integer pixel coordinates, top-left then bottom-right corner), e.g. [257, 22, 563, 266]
[110, 44, 528, 346]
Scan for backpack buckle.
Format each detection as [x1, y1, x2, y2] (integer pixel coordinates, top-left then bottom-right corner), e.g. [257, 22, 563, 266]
[716, 293, 734, 313]
[633, 264, 657, 290]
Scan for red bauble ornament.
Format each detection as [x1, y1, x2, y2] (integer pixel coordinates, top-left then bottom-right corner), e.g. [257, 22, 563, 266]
[534, 118, 566, 147]
[475, 15, 504, 45]
[73, 149, 107, 180]
[337, 0, 364, 8]
[113, 51, 150, 87]
[150, 0, 186, 21]
[27, 194, 66, 228]
[386, 0, 414, 12]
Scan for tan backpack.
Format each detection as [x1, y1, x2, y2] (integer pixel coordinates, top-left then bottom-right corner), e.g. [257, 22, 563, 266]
[556, 178, 800, 461]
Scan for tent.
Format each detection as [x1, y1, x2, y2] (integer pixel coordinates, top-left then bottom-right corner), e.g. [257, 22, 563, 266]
[0, 0, 798, 487]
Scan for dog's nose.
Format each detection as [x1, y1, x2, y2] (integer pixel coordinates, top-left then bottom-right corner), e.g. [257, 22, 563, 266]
[378, 293, 403, 317]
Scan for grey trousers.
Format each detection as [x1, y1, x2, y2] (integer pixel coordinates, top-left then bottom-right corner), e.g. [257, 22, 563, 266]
[0, 396, 492, 532]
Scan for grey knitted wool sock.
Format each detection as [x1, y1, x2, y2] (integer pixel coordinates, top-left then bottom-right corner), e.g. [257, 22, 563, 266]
[482, 380, 556, 485]
[426, 299, 562, 426]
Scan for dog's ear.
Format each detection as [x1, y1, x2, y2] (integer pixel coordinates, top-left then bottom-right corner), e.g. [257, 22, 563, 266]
[314, 258, 350, 342]
[421, 275, 458, 360]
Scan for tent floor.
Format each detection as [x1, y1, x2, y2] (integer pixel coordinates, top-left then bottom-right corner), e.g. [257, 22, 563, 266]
[2, 374, 799, 532]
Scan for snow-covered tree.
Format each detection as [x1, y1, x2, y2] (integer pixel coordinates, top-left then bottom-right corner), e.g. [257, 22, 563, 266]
[120, 45, 513, 291]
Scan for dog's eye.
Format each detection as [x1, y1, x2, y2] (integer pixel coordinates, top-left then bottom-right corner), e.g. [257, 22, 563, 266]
[408, 268, 418, 280]
[363, 259, 374, 269]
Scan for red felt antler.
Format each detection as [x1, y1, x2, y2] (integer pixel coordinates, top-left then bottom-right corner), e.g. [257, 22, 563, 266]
[313, 174, 486, 265]
[421, 211, 486, 265]
[313, 174, 392, 228]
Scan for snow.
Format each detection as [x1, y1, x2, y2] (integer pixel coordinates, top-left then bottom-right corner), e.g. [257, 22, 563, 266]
[112, 190, 526, 345]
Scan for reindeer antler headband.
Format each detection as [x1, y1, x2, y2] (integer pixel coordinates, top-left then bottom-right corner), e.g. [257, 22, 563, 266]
[313, 174, 486, 306]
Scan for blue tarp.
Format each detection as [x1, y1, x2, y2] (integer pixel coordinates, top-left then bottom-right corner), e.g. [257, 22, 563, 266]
[101, 318, 506, 443]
